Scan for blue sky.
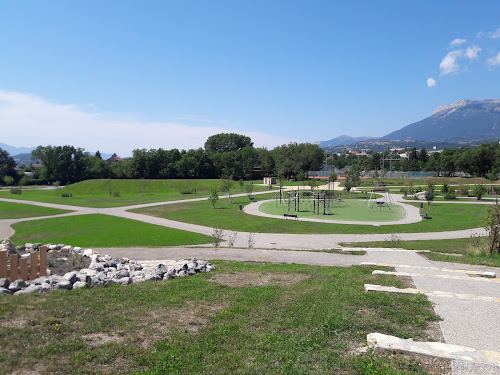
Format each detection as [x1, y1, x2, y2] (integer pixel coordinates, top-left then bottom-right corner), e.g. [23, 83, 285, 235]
[1, 1, 499, 156]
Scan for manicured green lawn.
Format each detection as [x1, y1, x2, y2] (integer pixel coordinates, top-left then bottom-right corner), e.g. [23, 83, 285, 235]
[259, 199, 406, 222]
[0, 261, 438, 374]
[10, 214, 212, 247]
[0, 179, 274, 208]
[0, 201, 72, 219]
[133, 196, 488, 234]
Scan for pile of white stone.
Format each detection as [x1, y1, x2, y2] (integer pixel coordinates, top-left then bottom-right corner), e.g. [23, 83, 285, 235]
[0, 240, 215, 296]
[413, 191, 426, 200]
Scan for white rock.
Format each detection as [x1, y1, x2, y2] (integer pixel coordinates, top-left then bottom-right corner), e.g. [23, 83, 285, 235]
[83, 249, 95, 257]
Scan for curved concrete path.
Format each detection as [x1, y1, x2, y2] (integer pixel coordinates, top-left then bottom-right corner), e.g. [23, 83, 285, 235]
[0, 190, 491, 249]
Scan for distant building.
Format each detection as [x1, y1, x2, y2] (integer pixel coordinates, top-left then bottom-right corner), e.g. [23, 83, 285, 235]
[106, 156, 123, 164]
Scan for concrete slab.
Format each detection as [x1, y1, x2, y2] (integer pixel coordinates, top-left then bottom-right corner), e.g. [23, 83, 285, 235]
[367, 333, 500, 367]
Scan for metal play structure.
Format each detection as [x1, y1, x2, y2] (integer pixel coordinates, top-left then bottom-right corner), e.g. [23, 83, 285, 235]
[273, 188, 336, 216]
[367, 189, 395, 210]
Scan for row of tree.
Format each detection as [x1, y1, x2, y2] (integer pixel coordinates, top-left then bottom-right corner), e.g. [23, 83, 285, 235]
[3, 135, 500, 186]
[0, 133, 326, 185]
[329, 143, 500, 178]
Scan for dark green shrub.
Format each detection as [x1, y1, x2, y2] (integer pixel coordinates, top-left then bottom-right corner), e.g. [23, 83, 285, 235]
[472, 184, 487, 200]
[112, 191, 120, 197]
[458, 184, 469, 196]
[10, 187, 22, 195]
[444, 191, 456, 200]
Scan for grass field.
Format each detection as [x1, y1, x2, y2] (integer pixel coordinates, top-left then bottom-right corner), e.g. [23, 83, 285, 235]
[0, 261, 439, 374]
[133, 195, 488, 234]
[10, 214, 212, 247]
[259, 199, 406, 222]
[0, 201, 71, 219]
[0, 179, 274, 208]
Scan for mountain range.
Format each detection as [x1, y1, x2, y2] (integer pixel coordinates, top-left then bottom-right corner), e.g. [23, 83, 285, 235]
[321, 99, 500, 150]
[0, 143, 116, 165]
[381, 99, 500, 142]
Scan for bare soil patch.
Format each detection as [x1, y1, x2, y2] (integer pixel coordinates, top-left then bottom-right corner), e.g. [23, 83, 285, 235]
[209, 271, 310, 287]
[82, 332, 126, 345]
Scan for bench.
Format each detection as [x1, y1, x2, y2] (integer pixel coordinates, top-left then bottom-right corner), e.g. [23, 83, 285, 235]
[249, 197, 256, 202]
[283, 213, 298, 220]
[420, 211, 429, 219]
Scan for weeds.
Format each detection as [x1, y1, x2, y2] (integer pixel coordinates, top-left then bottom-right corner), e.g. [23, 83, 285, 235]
[247, 232, 255, 248]
[227, 231, 238, 247]
[212, 228, 225, 247]
[466, 233, 485, 255]
[385, 233, 401, 248]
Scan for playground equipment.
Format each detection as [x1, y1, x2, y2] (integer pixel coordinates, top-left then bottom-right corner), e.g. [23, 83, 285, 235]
[367, 189, 395, 210]
[273, 189, 335, 215]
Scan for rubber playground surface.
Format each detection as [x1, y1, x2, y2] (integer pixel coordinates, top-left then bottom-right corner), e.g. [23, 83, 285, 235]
[258, 198, 406, 222]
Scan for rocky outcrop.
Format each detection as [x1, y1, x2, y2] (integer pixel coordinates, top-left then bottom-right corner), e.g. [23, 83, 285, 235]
[1, 242, 215, 296]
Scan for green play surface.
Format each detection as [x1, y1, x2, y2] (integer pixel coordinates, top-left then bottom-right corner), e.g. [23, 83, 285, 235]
[258, 199, 406, 222]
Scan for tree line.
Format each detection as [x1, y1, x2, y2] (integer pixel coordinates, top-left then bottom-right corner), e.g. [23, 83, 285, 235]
[0, 133, 325, 185]
[329, 143, 500, 179]
[3, 135, 500, 186]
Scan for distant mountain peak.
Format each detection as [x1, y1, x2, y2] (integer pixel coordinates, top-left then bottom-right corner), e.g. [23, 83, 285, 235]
[432, 99, 500, 116]
[382, 98, 500, 142]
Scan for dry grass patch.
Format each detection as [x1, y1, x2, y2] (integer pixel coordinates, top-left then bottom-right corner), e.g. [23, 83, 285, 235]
[209, 271, 310, 287]
[123, 301, 226, 348]
[82, 332, 126, 346]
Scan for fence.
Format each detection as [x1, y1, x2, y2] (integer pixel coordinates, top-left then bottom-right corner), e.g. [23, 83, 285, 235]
[0, 246, 47, 282]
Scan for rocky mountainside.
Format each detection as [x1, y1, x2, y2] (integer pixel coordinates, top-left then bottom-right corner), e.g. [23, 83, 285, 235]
[317, 134, 376, 148]
[381, 99, 500, 142]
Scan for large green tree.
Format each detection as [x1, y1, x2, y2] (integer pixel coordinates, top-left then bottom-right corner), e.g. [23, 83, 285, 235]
[31, 145, 89, 184]
[0, 148, 16, 184]
[272, 142, 324, 180]
[204, 133, 253, 153]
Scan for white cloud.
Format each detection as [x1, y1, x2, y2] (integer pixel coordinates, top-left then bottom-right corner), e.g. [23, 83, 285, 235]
[439, 50, 463, 75]
[450, 38, 467, 46]
[487, 52, 500, 66]
[0, 90, 293, 156]
[426, 78, 437, 88]
[487, 28, 500, 39]
[465, 45, 481, 59]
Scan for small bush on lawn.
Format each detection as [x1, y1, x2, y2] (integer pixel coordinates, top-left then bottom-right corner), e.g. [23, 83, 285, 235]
[458, 184, 469, 196]
[472, 184, 487, 200]
[112, 191, 120, 197]
[180, 188, 197, 194]
[444, 191, 457, 200]
[10, 187, 22, 195]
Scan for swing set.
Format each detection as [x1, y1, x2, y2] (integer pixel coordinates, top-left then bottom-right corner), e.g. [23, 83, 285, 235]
[367, 189, 395, 211]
